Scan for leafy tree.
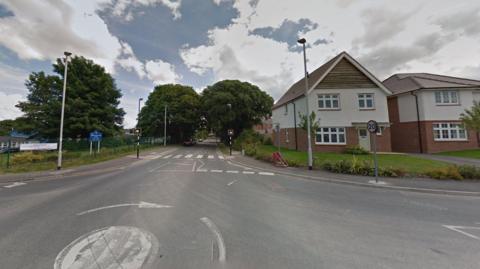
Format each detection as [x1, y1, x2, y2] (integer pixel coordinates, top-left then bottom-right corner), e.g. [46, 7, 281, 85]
[16, 56, 125, 138]
[138, 84, 200, 143]
[298, 111, 320, 136]
[201, 80, 273, 142]
[461, 101, 480, 143]
[0, 117, 35, 136]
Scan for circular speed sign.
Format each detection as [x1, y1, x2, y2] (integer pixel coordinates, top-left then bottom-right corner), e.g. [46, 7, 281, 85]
[367, 120, 378, 133]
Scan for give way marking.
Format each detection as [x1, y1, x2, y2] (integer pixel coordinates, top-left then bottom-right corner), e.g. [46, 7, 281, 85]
[77, 201, 172, 216]
[443, 224, 480, 240]
[4, 182, 26, 188]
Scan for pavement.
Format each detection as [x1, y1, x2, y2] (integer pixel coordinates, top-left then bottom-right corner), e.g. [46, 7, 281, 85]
[409, 153, 480, 167]
[0, 143, 479, 268]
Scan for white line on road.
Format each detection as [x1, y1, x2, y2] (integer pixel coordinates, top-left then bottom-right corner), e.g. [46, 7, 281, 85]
[227, 160, 253, 170]
[196, 154, 203, 158]
[77, 201, 172, 216]
[173, 154, 182, 159]
[200, 217, 226, 262]
[443, 225, 480, 240]
[242, 171, 255, 175]
[4, 182, 26, 188]
[226, 170, 239, 174]
[185, 154, 193, 158]
[192, 161, 197, 172]
[208, 155, 214, 159]
[258, 172, 275, 176]
[227, 180, 238, 186]
[163, 155, 172, 159]
[197, 169, 208, 172]
[211, 169, 223, 173]
[218, 155, 224, 159]
[149, 162, 170, 172]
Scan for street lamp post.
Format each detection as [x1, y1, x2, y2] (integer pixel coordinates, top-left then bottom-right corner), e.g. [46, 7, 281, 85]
[163, 105, 167, 146]
[227, 103, 232, 156]
[57, 51, 72, 170]
[297, 38, 313, 170]
[136, 98, 143, 159]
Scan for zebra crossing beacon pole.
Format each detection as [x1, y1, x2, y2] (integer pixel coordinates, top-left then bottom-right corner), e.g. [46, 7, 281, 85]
[164, 105, 167, 146]
[367, 120, 379, 183]
[228, 129, 234, 156]
[136, 128, 140, 159]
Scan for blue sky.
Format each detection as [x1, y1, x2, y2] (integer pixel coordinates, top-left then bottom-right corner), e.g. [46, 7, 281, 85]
[1, 0, 480, 127]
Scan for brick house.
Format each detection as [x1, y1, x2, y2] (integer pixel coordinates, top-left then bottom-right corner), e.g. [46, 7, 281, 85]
[272, 51, 392, 152]
[253, 116, 273, 140]
[384, 73, 480, 153]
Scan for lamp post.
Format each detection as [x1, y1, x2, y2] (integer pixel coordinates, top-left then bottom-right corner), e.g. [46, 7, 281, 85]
[57, 51, 72, 170]
[227, 103, 232, 156]
[297, 38, 313, 170]
[163, 105, 167, 146]
[136, 98, 143, 159]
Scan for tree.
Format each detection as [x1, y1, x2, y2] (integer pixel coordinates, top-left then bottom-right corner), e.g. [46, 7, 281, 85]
[298, 111, 320, 137]
[461, 101, 480, 144]
[0, 117, 35, 136]
[138, 84, 200, 143]
[16, 56, 125, 138]
[201, 80, 273, 142]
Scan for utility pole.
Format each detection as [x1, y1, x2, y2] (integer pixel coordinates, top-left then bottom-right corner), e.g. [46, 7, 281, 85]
[163, 105, 167, 146]
[57, 51, 72, 170]
[297, 38, 313, 170]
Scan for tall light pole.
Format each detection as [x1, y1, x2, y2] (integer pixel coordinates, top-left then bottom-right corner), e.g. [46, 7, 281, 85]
[136, 98, 143, 159]
[57, 51, 72, 170]
[297, 38, 313, 170]
[163, 105, 167, 146]
[137, 98, 143, 119]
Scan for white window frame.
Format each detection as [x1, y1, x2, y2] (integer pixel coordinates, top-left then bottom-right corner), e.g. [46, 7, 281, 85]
[358, 93, 375, 110]
[376, 126, 384, 136]
[433, 123, 467, 141]
[434, 90, 459, 105]
[318, 94, 340, 110]
[315, 127, 346, 145]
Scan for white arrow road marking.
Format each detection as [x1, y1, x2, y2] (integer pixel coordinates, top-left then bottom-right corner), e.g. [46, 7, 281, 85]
[200, 217, 226, 262]
[443, 225, 480, 240]
[210, 170, 223, 173]
[227, 180, 238, 186]
[196, 154, 203, 158]
[258, 172, 275, 176]
[242, 171, 255, 175]
[54, 226, 159, 269]
[173, 154, 182, 159]
[208, 155, 214, 159]
[77, 201, 172, 216]
[218, 155, 224, 159]
[4, 182, 26, 188]
[163, 155, 172, 159]
[226, 170, 239, 174]
[185, 154, 193, 158]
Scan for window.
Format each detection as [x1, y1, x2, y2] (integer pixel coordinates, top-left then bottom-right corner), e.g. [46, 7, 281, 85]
[318, 94, 340, 109]
[376, 126, 384, 135]
[315, 127, 346, 144]
[358, 93, 374, 109]
[434, 91, 459, 105]
[284, 104, 288, 115]
[433, 123, 467, 141]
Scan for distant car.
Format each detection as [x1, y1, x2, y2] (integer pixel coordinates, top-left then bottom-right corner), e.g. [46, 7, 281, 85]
[0, 147, 20, 154]
[183, 139, 195, 146]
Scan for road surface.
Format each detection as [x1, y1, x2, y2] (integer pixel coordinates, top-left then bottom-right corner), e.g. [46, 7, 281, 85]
[0, 144, 479, 268]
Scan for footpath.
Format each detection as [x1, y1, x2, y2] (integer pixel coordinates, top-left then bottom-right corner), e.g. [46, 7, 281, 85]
[231, 152, 480, 197]
[0, 147, 178, 184]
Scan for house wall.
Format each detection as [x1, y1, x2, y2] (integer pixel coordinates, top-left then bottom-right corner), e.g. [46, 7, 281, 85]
[272, 96, 306, 129]
[420, 90, 476, 121]
[420, 121, 478, 153]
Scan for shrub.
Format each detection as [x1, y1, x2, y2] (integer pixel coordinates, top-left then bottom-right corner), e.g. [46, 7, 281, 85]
[457, 165, 480, 179]
[232, 129, 264, 151]
[343, 145, 370, 155]
[425, 166, 463, 180]
[11, 152, 46, 165]
[263, 136, 273, 145]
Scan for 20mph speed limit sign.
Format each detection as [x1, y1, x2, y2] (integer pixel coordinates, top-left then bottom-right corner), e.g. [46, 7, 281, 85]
[367, 120, 378, 133]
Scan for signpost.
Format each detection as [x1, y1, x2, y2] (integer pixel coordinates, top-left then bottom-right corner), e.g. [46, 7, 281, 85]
[275, 124, 280, 153]
[227, 129, 234, 156]
[367, 120, 379, 183]
[89, 131, 103, 155]
[135, 128, 141, 159]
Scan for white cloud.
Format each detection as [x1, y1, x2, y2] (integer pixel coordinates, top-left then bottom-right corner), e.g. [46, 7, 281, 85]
[145, 59, 180, 84]
[116, 41, 146, 78]
[0, 92, 24, 120]
[107, 0, 182, 20]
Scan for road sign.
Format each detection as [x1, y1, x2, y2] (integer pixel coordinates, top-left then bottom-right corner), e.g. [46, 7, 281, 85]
[89, 130, 103, 142]
[227, 129, 234, 136]
[367, 120, 378, 133]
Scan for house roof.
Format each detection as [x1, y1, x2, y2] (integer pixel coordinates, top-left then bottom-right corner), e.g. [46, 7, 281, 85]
[273, 51, 389, 109]
[383, 73, 480, 95]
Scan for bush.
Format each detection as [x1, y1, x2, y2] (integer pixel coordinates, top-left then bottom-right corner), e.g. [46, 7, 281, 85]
[11, 152, 46, 165]
[321, 158, 401, 177]
[232, 129, 264, 151]
[457, 165, 480, 179]
[263, 136, 273, 145]
[343, 145, 370, 155]
[425, 166, 463, 180]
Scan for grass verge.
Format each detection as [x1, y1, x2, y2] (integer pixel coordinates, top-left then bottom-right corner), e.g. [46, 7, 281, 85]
[436, 149, 480, 160]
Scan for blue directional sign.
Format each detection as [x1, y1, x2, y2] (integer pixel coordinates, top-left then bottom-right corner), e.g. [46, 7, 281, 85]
[89, 130, 103, 142]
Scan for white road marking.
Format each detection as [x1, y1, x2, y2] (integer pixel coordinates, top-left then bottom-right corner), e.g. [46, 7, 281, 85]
[258, 172, 275, 176]
[368, 180, 389, 185]
[226, 170, 239, 174]
[192, 161, 197, 172]
[443, 225, 480, 240]
[185, 154, 193, 158]
[242, 171, 255, 175]
[208, 155, 214, 159]
[77, 201, 172, 216]
[196, 154, 204, 158]
[163, 155, 172, 159]
[4, 182, 26, 188]
[218, 155, 224, 159]
[148, 161, 170, 172]
[227, 180, 238, 186]
[173, 154, 182, 159]
[211, 169, 223, 173]
[197, 169, 208, 172]
[200, 217, 226, 262]
[54, 226, 159, 269]
[227, 160, 253, 170]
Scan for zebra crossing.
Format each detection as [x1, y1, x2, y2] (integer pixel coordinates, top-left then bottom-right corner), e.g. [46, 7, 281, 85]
[154, 153, 226, 160]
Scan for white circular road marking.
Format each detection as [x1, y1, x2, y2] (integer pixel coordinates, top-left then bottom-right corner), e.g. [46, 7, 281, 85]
[54, 226, 159, 269]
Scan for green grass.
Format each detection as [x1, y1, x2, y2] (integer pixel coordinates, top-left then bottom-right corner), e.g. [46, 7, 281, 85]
[0, 144, 165, 174]
[257, 145, 448, 174]
[437, 149, 480, 159]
